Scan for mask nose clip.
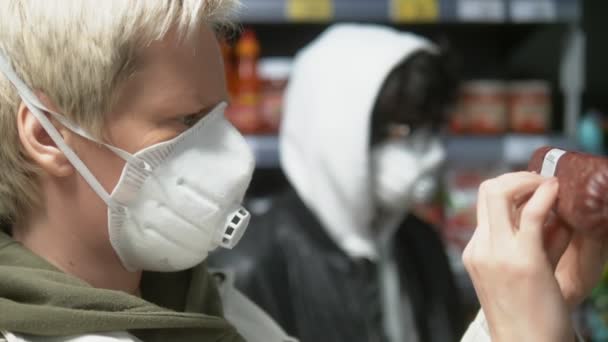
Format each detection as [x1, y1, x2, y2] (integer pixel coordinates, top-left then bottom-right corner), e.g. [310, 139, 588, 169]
[217, 206, 250, 249]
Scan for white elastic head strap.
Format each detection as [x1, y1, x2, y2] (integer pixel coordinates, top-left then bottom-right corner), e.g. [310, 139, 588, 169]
[0, 51, 130, 209]
[47, 113, 150, 171]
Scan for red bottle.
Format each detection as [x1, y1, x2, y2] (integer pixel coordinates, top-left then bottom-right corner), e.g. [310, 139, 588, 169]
[226, 29, 261, 134]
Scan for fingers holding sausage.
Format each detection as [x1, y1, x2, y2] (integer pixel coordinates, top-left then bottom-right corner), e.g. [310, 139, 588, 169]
[481, 172, 547, 245]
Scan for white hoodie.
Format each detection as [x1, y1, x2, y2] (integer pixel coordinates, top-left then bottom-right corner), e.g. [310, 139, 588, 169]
[280, 23, 440, 342]
[280, 23, 436, 260]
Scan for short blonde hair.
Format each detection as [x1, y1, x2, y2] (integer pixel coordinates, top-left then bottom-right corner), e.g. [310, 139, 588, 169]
[0, 0, 239, 224]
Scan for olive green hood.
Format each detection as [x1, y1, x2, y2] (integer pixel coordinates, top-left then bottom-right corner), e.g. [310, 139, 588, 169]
[0, 232, 243, 342]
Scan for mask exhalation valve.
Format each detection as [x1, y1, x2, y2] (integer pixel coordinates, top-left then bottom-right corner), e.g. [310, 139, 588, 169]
[218, 206, 251, 249]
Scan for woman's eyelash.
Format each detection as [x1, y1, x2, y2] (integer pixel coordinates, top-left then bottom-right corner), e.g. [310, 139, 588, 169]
[181, 112, 204, 126]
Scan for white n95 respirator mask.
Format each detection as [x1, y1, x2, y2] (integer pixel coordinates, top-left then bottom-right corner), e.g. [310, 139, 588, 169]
[0, 53, 255, 272]
[372, 129, 445, 213]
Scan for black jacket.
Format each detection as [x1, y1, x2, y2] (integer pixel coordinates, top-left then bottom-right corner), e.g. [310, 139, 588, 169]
[209, 190, 465, 342]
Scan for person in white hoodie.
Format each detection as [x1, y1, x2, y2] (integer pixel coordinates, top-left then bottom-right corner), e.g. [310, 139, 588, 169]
[209, 23, 464, 342]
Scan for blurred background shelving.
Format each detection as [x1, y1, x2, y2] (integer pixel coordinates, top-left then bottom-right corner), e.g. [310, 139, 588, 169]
[247, 134, 578, 168]
[237, 0, 580, 24]
[225, 0, 608, 339]
[233, 0, 588, 164]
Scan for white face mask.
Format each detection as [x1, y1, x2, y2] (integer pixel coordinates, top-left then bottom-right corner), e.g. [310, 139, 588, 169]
[0, 53, 255, 272]
[372, 128, 445, 213]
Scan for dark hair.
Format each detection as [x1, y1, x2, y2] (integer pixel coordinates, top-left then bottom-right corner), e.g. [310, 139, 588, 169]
[370, 50, 458, 145]
[0, 220, 10, 235]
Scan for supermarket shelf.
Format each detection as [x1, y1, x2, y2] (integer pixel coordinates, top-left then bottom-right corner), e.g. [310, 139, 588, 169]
[238, 0, 581, 24]
[445, 134, 578, 164]
[246, 134, 578, 168]
[245, 135, 281, 168]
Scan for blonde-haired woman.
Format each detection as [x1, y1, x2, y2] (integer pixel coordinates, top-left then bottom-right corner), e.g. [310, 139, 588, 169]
[0, 1, 604, 342]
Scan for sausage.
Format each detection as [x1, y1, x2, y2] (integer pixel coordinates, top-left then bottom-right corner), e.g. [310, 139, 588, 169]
[528, 146, 608, 236]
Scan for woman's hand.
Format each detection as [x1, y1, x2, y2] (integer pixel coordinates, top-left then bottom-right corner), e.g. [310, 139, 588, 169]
[463, 172, 574, 342]
[540, 206, 608, 311]
[554, 228, 608, 310]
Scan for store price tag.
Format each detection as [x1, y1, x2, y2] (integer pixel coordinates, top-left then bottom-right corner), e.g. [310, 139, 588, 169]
[287, 0, 333, 21]
[391, 0, 439, 22]
[503, 136, 549, 164]
[510, 0, 556, 22]
[457, 0, 505, 22]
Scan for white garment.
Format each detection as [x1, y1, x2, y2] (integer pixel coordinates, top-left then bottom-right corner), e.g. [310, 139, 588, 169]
[459, 310, 585, 342]
[376, 215, 419, 342]
[460, 311, 491, 342]
[280, 23, 436, 260]
[1, 331, 141, 342]
[213, 270, 299, 342]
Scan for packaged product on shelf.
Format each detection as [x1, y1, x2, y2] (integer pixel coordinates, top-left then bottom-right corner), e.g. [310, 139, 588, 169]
[461, 80, 508, 135]
[220, 38, 238, 98]
[585, 268, 608, 341]
[509, 80, 551, 134]
[448, 105, 469, 135]
[579, 111, 605, 154]
[412, 193, 445, 229]
[226, 29, 262, 134]
[258, 57, 293, 134]
[443, 165, 509, 250]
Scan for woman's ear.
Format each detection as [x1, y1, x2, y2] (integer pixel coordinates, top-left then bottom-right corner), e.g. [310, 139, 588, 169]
[16, 101, 74, 177]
